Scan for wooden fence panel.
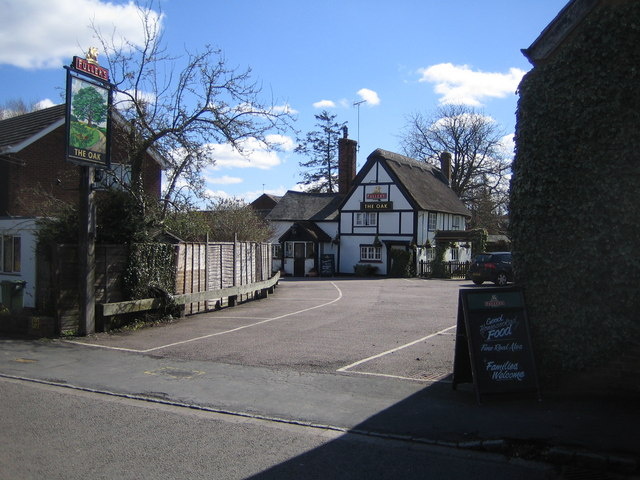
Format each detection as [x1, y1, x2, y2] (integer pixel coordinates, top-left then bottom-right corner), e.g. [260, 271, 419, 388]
[36, 244, 128, 334]
[175, 241, 272, 314]
[35, 240, 273, 333]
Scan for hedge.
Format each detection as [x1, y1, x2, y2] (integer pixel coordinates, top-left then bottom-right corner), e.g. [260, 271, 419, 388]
[510, 2, 640, 382]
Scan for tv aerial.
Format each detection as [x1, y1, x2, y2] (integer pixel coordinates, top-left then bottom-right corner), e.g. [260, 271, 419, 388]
[353, 100, 366, 151]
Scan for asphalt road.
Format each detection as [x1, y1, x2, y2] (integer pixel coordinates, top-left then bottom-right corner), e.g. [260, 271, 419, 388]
[72, 277, 465, 382]
[3, 277, 633, 478]
[0, 377, 555, 480]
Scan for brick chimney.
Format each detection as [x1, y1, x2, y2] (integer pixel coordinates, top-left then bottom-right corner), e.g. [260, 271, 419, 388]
[338, 126, 357, 194]
[439, 151, 452, 187]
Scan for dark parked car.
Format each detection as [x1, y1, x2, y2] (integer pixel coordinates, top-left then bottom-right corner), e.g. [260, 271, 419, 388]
[469, 252, 513, 286]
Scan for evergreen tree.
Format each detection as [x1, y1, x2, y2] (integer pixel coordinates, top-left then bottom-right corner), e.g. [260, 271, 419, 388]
[295, 111, 346, 193]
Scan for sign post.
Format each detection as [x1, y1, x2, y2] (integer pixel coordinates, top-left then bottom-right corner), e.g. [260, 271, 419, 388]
[64, 48, 113, 335]
[453, 287, 541, 403]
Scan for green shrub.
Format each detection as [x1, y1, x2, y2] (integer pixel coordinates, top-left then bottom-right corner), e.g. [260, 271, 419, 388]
[123, 243, 177, 300]
[353, 264, 378, 276]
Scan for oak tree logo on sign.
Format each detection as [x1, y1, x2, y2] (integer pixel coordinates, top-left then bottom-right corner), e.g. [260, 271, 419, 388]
[68, 77, 108, 162]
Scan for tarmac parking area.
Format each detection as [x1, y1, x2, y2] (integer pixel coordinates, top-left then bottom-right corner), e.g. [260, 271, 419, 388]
[70, 277, 470, 383]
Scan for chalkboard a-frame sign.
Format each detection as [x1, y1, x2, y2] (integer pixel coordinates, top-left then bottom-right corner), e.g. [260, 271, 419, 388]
[453, 287, 541, 404]
[320, 254, 335, 277]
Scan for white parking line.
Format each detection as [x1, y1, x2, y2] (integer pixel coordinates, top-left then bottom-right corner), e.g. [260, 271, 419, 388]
[336, 324, 457, 373]
[339, 370, 452, 384]
[67, 282, 343, 353]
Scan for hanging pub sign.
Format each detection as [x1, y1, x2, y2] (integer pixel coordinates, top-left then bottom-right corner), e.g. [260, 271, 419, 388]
[452, 287, 541, 404]
[64, 48, 113, 169]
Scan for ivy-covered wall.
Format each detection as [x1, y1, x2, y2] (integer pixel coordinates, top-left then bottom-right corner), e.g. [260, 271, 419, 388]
[510, 2, 640, 384]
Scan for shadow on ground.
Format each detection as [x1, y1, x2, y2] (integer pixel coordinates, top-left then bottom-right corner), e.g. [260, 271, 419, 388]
[246, 377, 639, 479]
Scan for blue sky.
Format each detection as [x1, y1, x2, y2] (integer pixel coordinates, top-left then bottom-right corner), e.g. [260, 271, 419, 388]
[0, 0, 567, 203]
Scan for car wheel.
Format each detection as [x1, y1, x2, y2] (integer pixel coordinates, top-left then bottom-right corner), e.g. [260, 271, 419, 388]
[473, 279, 484, 285]
[495, 272, 508, 286]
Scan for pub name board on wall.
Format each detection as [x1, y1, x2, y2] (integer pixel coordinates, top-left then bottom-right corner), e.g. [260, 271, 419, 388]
[361, 201, 393, 210]
[362, 186, 391, 210]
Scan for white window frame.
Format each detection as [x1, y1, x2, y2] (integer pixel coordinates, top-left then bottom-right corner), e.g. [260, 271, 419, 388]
[452, 215, 461, 230]
[427, 212, 437, 231]
[360, 245, 382, 262]
[284, 241, 314, 259]
[1, 234, 21, 273]
[451, 247, 459, 261]
[355, 212, 377, 227]
[272, 244, 282, 259]
[284, 242, 293, 258]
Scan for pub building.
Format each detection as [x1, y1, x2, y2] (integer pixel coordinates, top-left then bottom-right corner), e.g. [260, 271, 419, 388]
[266, 130, 470, 277]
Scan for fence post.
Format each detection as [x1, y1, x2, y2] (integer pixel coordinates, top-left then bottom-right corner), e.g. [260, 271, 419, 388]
[205, 233, 209, 311]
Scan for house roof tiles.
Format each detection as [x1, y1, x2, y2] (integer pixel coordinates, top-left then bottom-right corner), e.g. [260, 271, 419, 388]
[266, 190, 343, 222]
[0, 104, 66, 154]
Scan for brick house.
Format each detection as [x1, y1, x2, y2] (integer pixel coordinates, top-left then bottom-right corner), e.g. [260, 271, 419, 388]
[0, 104, 165, 309]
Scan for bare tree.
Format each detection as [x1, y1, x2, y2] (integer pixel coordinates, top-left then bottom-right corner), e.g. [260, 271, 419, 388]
[91, 1, 293, 217]
[399, 104, 511, 229]
[295, 110, 347, 193]
[0, 99, 40, 119]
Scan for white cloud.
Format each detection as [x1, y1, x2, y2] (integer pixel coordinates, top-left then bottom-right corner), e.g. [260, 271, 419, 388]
[265, 134, 296, 151]
[205, 175, 243, 185]
[0, 0, 163, 69]
[499, 133, 516, 157]
[34, 99, 56, 110]
[204, 189, 233, 201]
[271, 103, 298, 115]
[313, 100, 335, 109]
[205, 136, 293, 170]
[357, 88, 380, 106]
[113, 89, 157, 111]
[418, 63, 525, 106]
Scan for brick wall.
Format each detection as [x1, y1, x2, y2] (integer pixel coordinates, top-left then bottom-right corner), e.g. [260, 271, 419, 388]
[5, 123, 162, 217]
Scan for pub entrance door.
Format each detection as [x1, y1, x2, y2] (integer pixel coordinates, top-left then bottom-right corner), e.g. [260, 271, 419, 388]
[293, 242, 306, 276]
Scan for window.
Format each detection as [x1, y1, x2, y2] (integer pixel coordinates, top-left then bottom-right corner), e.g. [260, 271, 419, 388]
[427, 212, 437, 231]
[284, 242, 314, 258]
[284, 242, 293, 258]
[272, 244, 282, 259]
[426, 248, 435, 261]
[451, 248, 459, 261]
[452, 215, 461, 230]
[360, 245, 381, 262]
[95, 163, 132, 190]
[1, 235, 21, 273]
[355, 212, 377, 226]
[305, 242, 315, 259]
